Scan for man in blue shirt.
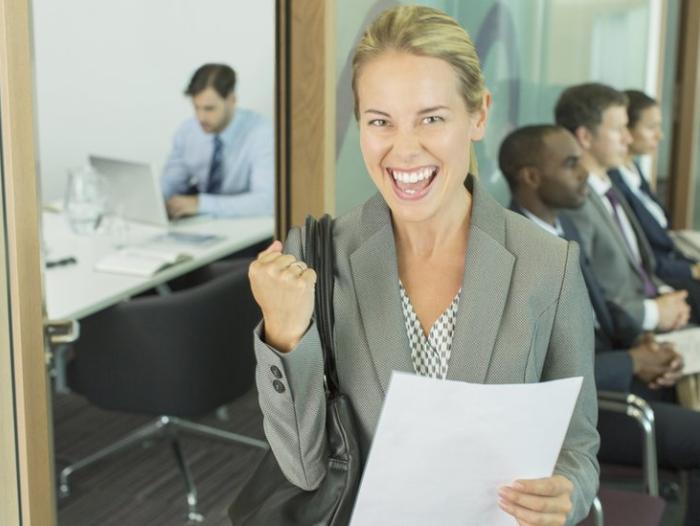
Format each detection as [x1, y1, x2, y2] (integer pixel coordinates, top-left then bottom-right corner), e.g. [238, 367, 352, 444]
[162, 64, 274, 218]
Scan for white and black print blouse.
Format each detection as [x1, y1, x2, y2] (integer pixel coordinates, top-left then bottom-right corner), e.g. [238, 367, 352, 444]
[399, 281, 461, 380]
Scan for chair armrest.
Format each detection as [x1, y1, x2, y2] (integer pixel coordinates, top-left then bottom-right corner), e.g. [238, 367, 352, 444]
[597, 391, 658, 496]
[598, 390, 654, 423]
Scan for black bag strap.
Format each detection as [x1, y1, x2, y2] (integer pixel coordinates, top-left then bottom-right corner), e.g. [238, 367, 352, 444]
[303, 214, 340, 398]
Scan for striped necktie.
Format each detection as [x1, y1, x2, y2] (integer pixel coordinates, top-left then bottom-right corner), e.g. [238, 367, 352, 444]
[206, 135, 223, 193]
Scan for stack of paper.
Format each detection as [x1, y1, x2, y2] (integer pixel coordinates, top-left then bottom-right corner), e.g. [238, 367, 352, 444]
[656, 328, 700, 375]
[95, 247, 192, 277]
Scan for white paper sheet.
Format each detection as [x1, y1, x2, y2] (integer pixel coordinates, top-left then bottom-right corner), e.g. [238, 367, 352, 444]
[349, 372, 583, 526]
[656, 327, 700, 375]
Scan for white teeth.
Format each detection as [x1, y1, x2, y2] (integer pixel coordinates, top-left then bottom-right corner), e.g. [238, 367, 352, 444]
[390, 167, 436, 183]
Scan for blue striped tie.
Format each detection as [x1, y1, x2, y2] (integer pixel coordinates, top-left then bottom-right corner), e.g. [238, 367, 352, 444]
[206, 135, 223, 193]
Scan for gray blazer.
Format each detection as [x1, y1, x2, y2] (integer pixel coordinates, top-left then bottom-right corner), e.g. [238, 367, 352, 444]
[562, 185, 662, 326]
[254, 177, 599, 524]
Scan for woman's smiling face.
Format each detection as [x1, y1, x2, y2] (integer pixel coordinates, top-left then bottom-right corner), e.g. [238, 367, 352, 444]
[356, 50, 488, 225]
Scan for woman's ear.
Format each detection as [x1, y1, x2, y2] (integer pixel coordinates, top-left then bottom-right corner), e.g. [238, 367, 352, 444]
[469, 91, 492, 141]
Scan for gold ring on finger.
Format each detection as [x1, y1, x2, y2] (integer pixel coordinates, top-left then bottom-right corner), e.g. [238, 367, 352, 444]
[291, 262, 307, 273]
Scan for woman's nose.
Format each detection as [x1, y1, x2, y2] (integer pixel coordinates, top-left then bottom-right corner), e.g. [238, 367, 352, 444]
[392, 128, 423, 161]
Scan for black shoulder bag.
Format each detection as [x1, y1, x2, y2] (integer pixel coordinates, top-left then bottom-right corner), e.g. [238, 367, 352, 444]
[229, 215, 362, 526]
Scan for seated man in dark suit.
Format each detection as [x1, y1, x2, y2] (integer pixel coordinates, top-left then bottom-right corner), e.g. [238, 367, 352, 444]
[554, 83, 692, 331]
[609, 89, 700, 311]
[499, 123, 700, 524]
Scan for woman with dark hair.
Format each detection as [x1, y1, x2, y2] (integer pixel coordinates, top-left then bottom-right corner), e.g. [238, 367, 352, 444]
[609, 90, 700, 288]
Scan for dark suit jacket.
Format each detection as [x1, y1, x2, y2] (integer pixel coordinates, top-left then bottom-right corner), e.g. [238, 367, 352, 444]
[509, 202, 638, 393]
[608, 166, 695, 281]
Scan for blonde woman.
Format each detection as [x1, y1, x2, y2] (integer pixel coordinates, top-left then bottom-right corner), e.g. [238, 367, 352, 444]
[249, 6, 598, 525]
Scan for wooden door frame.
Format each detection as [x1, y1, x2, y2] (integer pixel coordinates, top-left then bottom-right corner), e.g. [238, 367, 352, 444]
[668, 0, 700, 228]
[0, 0, 55, 524]
[276, 0, 335, 239]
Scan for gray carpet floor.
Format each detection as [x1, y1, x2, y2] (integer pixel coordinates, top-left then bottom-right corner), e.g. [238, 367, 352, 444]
[53, 388, 267, 526]
[53, 387, 685, 525]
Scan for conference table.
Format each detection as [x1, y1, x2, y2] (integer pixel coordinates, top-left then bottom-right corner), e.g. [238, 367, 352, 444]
[43, 210, 273, 389]
[44, 211, 273, 321]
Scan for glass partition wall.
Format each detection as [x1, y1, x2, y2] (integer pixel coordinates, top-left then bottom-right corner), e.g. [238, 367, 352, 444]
[335, 0, 668, 213]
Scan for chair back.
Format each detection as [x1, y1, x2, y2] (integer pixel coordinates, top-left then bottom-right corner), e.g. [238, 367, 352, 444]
[68, 259, 260, 417]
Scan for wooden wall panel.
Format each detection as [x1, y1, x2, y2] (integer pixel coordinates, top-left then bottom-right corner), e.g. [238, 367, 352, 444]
[669, 0, 700, 228]
[0, 0, 55, 524]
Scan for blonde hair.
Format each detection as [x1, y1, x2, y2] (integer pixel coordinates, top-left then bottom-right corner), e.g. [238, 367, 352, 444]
[351, 5, 485, 175]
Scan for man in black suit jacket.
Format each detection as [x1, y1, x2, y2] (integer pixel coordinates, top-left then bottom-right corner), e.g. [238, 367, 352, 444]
[499, 124, 700, 524]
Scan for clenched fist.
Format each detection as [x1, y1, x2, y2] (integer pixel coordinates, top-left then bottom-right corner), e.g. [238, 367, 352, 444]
[248, 240, 317, 353]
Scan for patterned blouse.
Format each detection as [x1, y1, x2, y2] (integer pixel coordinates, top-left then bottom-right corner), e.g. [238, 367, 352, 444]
[399, 281, 461, 380]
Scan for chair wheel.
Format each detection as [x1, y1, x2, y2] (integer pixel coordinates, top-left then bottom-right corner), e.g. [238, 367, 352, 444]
[187, 511, 204, 523]
[58, 483, 70, 498]
[660, 481, 681, 501]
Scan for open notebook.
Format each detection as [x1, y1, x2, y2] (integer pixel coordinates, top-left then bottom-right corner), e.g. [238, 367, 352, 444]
[95, 247, 192, 277]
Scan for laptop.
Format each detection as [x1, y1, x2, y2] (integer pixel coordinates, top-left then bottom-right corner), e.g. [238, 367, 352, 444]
[89, 155, 170, 227]
[89, 156, 222, 248]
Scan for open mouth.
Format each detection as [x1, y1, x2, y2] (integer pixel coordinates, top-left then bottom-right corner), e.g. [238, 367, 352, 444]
[386, 166, 439, 201]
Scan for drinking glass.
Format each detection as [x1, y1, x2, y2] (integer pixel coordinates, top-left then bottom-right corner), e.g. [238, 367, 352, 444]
[63, 167, 107, 235]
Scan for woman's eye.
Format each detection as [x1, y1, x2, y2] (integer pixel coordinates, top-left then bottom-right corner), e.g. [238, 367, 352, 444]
[423, 115, 444, 124]
[368, 119, 387, 127]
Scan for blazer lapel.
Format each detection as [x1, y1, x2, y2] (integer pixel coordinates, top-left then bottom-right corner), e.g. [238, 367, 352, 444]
[635, 162, 668, 215]
[350, 194, 413, 395]
[447, 178, 514, 383]
[588, 189, 637, 267]
[612, 187, 657, 274]
[350, 178, 515, 391]
[589, 186, 658, 285]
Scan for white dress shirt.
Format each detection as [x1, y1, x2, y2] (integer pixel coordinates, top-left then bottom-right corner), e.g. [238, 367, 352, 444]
[523, 209, 565, 237]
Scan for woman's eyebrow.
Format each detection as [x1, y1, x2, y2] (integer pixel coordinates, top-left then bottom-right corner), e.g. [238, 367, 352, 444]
[418, 105, 449, 115]
[364, 109, 391, 117]
[364, 106, 449, 117]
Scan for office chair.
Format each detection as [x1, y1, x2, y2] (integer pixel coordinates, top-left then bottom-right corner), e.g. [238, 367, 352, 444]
[58, 258, 268, 522]
[578, 391, 666, 526]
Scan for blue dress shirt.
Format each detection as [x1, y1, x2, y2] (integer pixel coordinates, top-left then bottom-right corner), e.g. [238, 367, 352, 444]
[161, 108, 273, 217]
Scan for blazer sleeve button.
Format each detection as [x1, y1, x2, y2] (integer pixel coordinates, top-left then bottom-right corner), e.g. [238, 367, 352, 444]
[273, 379, 286, 393]
[270, 365, 283, 378]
